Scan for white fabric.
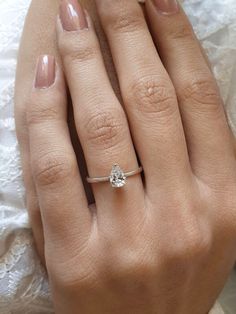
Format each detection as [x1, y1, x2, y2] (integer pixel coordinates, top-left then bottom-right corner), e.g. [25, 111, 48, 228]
[210, 303, 225, 314]
[0, 0, 235, 313]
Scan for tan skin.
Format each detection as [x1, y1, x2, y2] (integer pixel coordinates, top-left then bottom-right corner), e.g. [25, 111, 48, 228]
[15, 0, 123, 260]
[14, 1, 236, 313]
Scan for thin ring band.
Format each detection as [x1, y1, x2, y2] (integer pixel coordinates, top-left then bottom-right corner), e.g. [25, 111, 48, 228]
[86, 164, 143, 188]
[87, 167, 143, 183]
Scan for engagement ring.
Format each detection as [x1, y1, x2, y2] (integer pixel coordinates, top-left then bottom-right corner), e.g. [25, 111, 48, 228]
[86, 164, 143, 188]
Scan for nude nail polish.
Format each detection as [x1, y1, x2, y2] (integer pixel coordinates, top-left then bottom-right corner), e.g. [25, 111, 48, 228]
[60, 0, 88, 31]
[152, 0, 179, 15]
[35, 55, 55, 89]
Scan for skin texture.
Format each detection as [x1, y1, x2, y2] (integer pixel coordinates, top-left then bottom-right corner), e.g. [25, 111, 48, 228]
[15, 0, 116, 260]
[15, 0, 236, 313]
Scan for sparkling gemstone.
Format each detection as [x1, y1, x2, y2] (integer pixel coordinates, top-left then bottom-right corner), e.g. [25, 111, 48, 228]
[110, 164, 126, 188]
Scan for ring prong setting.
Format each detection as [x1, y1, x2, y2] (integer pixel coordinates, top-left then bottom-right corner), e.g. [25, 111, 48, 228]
[109, 164, 126, 188]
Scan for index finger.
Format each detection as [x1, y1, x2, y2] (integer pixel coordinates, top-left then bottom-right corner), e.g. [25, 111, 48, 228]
[27, 56, 92, 263]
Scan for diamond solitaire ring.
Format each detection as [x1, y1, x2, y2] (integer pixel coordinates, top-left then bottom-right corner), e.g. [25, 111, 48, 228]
[86, 164, 143, 188]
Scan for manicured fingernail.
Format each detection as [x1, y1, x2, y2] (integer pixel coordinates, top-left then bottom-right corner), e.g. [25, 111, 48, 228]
[35, 55, 55, 89]
[60, 0, 88, 31]
[152, 0, 179, 15]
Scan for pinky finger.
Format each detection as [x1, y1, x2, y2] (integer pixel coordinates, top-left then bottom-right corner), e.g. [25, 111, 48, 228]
[27, 55, 92, 264]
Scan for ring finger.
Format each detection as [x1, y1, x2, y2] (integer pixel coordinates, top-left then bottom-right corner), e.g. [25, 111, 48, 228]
[57, 0, 145, 226]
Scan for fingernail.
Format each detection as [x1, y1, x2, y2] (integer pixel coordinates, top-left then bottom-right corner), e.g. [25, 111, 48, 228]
[35, 55, 55, 89]
[60, 0, 88, 31]
[152, 0, 179, 15]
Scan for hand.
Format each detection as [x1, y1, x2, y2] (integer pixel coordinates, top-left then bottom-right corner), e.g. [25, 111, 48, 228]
[18, 0, 236, 313]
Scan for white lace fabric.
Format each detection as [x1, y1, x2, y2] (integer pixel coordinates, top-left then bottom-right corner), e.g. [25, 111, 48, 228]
[0, 0, 236, 313]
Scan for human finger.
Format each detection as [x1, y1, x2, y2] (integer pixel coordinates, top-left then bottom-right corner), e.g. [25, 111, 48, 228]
[145, 0, 235, 181]
[57, 1, 145, 225]
[95, 0, 191, 193]
[14, 0, 62, 262]
[27, 55, 92, 261]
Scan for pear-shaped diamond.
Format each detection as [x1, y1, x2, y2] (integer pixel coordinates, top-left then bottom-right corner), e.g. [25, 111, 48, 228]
[110, 164, 126, 188]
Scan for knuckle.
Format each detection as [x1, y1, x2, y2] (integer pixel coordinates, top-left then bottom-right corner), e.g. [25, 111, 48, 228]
[65, 45, 97, 64]
[165, 225, 210, 265]
[33, 153, 76, 187]
[166, 23, 193, 41]
[179, 75, 221, 112]
[101, 4, 144, 34]
[26, 97, 60, 126]
[107, 244, 156, 281]
[110, 14, 144, 34]
[183, 227, 210, 259]
[59, 33, 98, 63]
[109, 255, 155, 283]
[48, 250, 99, 292]
[83, 110, 127, 149]
[126, 76, 177, 118]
